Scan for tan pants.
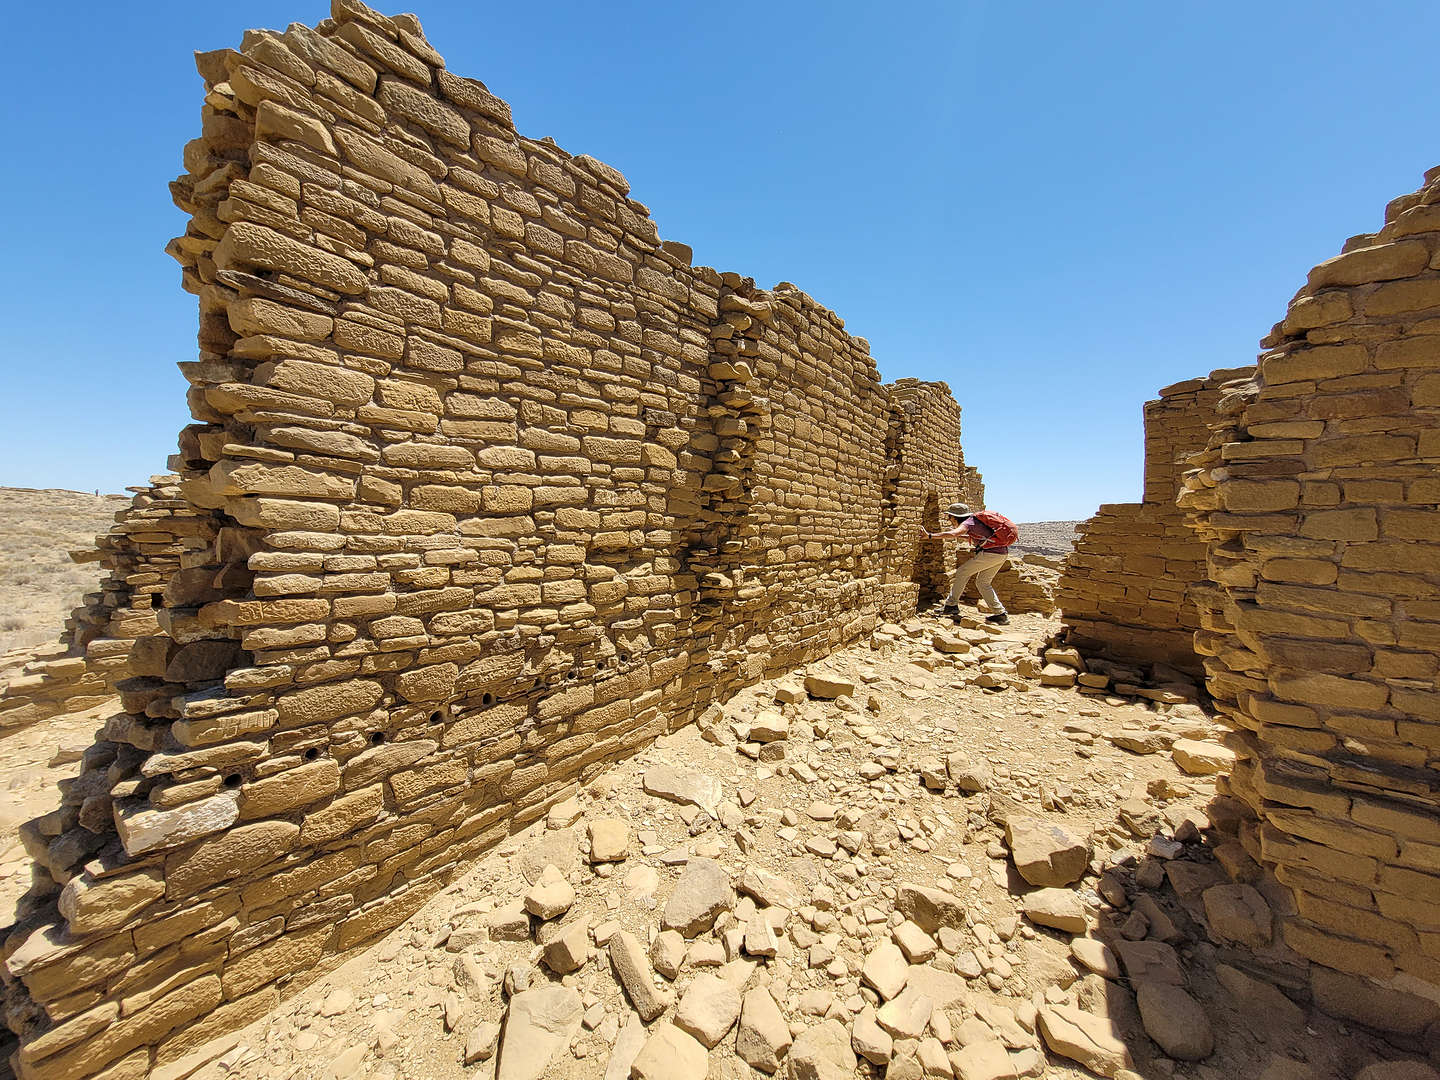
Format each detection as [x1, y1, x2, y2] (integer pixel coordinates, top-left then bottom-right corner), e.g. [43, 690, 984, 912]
[945, 550, 1008, 613]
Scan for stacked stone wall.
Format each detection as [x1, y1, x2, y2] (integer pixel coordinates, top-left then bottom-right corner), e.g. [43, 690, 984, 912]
[0, 479, 212, 738]
[1179, 166, 1440, 1034]
[0, 7, 979, 1076]
[1058, 371, 1252, 675]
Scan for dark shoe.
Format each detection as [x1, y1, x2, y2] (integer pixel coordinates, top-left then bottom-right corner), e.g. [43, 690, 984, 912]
[985, 613, 1009, 625]
[936, 604, 959, 615]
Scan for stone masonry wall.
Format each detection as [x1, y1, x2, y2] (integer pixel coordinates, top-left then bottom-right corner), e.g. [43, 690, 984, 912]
[0, 7, 977, 1076]
[1179, 166, 1440, 1034]
[0, 479, 212, 738]
[1058, 371, 1252, 676]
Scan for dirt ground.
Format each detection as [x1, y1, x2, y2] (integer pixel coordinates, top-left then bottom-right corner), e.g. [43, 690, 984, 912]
[5, 610, 1416, 1080]
[0, 488, 127, 655]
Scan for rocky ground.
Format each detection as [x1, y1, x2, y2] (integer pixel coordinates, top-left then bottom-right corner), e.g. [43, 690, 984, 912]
[1011, 524, 1080, 561]
[0, 487, 126, 655]
[16, 609, 1411, 1080]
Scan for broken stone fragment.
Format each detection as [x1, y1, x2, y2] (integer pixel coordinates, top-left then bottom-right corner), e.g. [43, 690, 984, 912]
[608, 931, 671, 1021]
[1136, 982, 1214, 1060]
[1202, 883, 1273, 948]
[661, 857, 733, 937]
[876, 985, 933, 1040]
[894, 882, 967, 934]
[1170, 739, 1236, 775]
[787, 1019, 857, 1080]
[649, 929, 686, 980]
[860, 941, 909, 1001]
[629, 1022, 708, 1080]
[803, 674, 854, 700]
[642, 764, 723, 817]
[748, 711, 789, 742]
[1037, 1003, 1135, 1078]
[736, 986, 792, 1073]
[946, 751, 992, 793]
[495, 986, 583, 1080]
[1020, 888, 1087, 934]
[853, 1008, 894, 1066]
[1004, 816, 1090, 887]
[523, 864, 575, 920]
[674, 972, 741, 1047]
[587, 818, 629, 863]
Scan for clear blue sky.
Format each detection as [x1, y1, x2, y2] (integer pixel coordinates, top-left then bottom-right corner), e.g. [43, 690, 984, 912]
[3, 2, 1436, 521]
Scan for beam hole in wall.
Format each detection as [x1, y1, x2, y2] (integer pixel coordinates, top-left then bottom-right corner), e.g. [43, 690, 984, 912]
[429, 710, 444, 724]
[303, 747, 320, 761]
[369, 731, 386, 746]
[223, 773, 242, 789]
[481, 693, 495, 707]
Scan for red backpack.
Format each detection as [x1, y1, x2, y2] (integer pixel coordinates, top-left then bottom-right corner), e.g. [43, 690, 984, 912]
[973, 510, 1019, 549]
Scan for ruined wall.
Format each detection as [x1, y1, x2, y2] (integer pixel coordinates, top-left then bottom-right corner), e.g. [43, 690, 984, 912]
[0, 479, 211, 737]
[0, 7, 976, 1076]
[1180, 167, 1440, 1033]
[1057, 371, 1252, 675]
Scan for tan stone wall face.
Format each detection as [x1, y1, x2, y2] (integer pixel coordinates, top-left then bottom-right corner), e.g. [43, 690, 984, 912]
[0, 478, 213, 736]
[1179, 168, 1440, 1030]
[0, 6, 977, 1074]
[1058, 371, 1252, 675]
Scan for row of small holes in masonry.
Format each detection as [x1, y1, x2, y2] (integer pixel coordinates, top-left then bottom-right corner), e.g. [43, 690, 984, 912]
[223, 745, 326, 786]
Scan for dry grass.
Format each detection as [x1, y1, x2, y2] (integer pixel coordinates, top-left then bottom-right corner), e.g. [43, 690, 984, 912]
[0, 488, 129, 655]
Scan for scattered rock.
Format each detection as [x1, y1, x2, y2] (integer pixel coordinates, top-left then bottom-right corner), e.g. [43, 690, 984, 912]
[1020, 888, 1087, 933]
[609, 931, 672, 1022]
[588, 818, 630, 863]
[851, 1007, 893, 1065]
[464, 1021, 501, 1065]
[1070, 938, 1120, 979]
[1136, 982, 1214, 1060]
[861, 941, 909, 1001]
[496, 986, 583, 1080]
[1215, 963, 1305, 1035]
[661, 857, 734, 937]
[1171, 739, 1236, 776]
[737, 986, 792, 1073]
[1005, 816, 1090, 887]
[643, 764, 723, 817]
[629, 1022, 709, 1080]
[895, 882, 967, 934]
[946, 751, 992, 793]
[1202, 883, 1273, 948]
[787, 1019, 857, 1080]
[523, 864, 575, 920]
[674, 972, 742, 1048]
[1037, 1004, 1135, 1078]
[650, 929, 686, 980]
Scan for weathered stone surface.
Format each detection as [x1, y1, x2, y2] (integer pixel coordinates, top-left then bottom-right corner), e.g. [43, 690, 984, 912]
[1037, 1004, 1135, 1078]
[661, 858, 733, 937]
[1171, 739, 1235, 775]
[609, 932, 672, 1022]
[1202, 883, 1273, 948]
[895, 882, 967, 933]
[737, 986, 792, 1073]
[496, 986, 583, 1080]
[1021, 888, 1087, 933]
[1005, 816, 1090, 887]
[787, 1019, 857, 1080]
[588, 818, 630, 862]
[58, 868, 165, 934]
[114, 791, 240, 856]
[674, 972, 741, 1048]
[1136, 983, 1214, 1061]
[643, 764, 723, 817]
[629, 1023, 708, 1080]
